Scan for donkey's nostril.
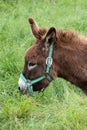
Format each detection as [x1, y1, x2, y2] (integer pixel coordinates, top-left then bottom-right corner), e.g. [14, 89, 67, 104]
[18, 87, 20, 90]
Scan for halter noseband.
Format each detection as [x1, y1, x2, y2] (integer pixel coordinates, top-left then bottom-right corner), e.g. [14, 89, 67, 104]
[20, 44, 54, 96]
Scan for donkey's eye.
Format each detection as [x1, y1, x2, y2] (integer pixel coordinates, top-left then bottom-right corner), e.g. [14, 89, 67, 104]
[28, 62, 37, 71]
[29, 63, 36, 66]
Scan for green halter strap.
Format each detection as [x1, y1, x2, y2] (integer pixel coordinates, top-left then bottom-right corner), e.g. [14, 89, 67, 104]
[20, 44, 54, 96]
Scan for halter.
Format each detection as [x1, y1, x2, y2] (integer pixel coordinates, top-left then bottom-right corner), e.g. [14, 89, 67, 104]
[20, 44, 54, 96]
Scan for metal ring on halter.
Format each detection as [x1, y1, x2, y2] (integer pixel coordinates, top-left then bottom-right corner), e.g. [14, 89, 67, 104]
[46, 57, 53, 67]
[27, 80, 32, 86]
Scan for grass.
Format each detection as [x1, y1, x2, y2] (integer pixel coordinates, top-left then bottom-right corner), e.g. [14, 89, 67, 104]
[0, 0, 87, 130]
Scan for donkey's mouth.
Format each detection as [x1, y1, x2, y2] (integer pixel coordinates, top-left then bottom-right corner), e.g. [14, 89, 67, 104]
[19, 88, 27, 94]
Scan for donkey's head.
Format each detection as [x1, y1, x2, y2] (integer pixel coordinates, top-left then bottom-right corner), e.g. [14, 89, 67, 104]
[18, 18, 58, 95]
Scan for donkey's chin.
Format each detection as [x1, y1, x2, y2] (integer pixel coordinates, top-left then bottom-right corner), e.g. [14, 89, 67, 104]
[20, 89, 27, 94]
[33, 81, 49, 91]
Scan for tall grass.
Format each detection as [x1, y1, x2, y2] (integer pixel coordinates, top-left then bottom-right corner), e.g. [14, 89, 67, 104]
[0, 0, 87, 130]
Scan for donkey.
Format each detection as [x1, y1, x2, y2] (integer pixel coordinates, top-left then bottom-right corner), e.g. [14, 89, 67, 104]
[18, 18, 87, 96]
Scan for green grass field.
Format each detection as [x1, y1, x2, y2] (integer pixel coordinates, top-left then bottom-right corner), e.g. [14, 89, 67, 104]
[0, 0, 87, 130]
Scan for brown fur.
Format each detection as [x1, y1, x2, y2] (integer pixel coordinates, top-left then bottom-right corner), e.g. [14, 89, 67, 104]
[22, 18, 87, 94]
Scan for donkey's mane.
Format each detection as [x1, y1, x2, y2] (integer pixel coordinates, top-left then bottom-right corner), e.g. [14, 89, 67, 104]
[56, 29, 87, 51]
[40, 28, 87, 46]
[57, 30, 78, 43]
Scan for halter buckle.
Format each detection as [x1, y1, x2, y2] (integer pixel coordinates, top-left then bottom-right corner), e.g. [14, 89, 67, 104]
[46, 57, 53, 67]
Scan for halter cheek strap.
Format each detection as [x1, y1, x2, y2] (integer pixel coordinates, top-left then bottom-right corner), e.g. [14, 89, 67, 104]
[20, 44, 54, 96]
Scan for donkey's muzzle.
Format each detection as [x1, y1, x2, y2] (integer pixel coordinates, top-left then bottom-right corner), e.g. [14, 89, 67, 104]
[18, 73, 34, 96]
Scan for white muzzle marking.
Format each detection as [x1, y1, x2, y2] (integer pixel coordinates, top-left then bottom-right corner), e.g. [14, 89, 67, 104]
[18, 77, 27, 90]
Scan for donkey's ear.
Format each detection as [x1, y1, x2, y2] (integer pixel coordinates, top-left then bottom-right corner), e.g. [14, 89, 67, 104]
[28, 18, 41, 39]
[45, 27, 56, 45]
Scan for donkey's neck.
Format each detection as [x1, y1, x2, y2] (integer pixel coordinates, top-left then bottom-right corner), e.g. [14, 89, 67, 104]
[54, 42, 87, 93]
